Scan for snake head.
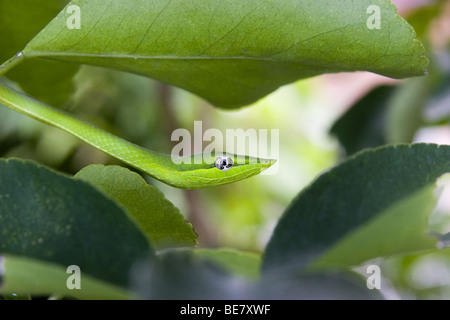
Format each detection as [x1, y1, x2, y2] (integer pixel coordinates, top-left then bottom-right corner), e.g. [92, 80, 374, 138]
[168, 152, 276, 189]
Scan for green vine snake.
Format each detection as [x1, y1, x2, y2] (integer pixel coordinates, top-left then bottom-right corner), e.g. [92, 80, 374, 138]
[0, 69, 275, 189]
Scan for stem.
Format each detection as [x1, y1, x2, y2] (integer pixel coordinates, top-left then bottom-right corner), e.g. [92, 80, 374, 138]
[0, 52, 25, 77]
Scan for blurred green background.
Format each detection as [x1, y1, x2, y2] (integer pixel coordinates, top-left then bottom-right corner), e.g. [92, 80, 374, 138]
[1, 0, 450, 299]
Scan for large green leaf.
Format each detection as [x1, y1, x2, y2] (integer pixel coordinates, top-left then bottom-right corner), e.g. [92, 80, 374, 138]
[0, 0, 78, 107]
[0, 159, 154, 288]
[310, 186, 437, 270]
[75, 164, 198, 249]
[8, 0, 427, 108]
[262, 144, 450, 272]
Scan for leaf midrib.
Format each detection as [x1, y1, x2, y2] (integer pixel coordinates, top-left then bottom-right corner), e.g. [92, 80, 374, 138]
[23, 51, 280, 62]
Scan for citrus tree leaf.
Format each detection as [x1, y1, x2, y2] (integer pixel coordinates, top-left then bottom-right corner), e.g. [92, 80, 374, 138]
[0, 0, 78, 107]
[0, 159, 154, 288]
[262, 144, 450, 272]
[310, 185, 437, 270]
[0, 254, 135, 300]
[11, 0, 428, 108]
[75, 164, 198, 249]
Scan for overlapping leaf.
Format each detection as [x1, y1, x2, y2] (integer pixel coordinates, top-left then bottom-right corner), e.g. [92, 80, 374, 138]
[0, 159, 154, 290]
[10, 0, 428, 108]
[75, 165, 198, 249]
[263, 144, 450, 271]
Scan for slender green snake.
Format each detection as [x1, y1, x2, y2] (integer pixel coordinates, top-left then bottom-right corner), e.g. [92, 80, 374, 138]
[0, 82, 275, 189]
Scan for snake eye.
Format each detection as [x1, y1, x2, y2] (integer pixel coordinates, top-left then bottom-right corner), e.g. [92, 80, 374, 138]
[215, 155, 234, 171]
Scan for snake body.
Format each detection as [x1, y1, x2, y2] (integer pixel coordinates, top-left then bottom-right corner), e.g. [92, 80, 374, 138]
[0, 84, 275, 189]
